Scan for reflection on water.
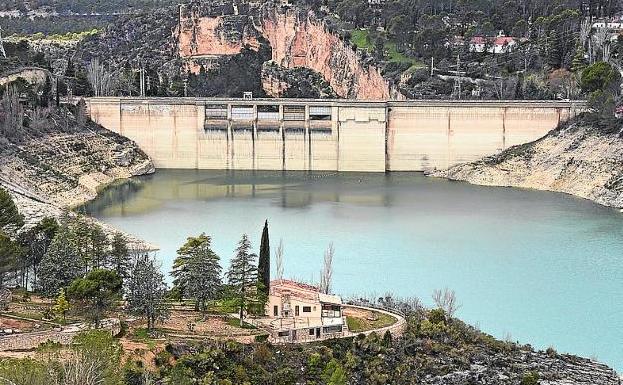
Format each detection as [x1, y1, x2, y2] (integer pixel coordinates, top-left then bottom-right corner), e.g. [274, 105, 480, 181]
[82, 169, 623, 372]
[82, 170, 402, 215]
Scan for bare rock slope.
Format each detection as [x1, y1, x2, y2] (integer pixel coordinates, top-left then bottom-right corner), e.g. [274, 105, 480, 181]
[0, 114, 154, 227]
[434, 120, 623, 209]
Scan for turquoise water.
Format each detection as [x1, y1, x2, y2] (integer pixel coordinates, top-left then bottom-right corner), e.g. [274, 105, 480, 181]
[82, 170, 623, 371]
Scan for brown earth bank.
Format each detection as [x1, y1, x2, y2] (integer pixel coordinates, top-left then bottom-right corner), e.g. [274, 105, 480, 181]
[432, 117, 623, 209]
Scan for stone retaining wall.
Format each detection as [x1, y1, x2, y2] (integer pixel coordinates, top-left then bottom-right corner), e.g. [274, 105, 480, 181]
[0, 318, 121, 351]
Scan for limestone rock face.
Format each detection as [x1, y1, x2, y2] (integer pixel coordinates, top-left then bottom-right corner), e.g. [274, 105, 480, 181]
[177, 2, 402, 99]
[433, 122, 623, 209]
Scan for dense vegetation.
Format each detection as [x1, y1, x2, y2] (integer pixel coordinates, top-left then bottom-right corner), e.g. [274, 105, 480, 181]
[4, 0, 623, 100]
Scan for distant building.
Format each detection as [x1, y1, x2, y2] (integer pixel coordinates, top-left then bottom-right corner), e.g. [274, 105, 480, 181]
[265, 279, 346, 342]
[470, 35, 517, 54]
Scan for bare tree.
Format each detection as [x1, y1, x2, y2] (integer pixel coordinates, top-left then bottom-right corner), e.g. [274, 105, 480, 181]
[0, 27, 6, 59]
[592, 27, 609, 63]
[29, 107, 50, 131]
[319, 242, 334, 294]
[579, 19, 592, 49]
[275, 238, 284, 280]
[432, 288, 461, 318]
[0, 86, 24, 139]
[603, 42, 612, 63]
[86, 58, 116, 97]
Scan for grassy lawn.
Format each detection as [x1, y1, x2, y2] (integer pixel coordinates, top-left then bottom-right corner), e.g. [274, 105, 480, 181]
[350, 29, 372, 50]
[384, 42, 426, 68]
[346, 311, 397, 333]
[225, 317, 257, 330]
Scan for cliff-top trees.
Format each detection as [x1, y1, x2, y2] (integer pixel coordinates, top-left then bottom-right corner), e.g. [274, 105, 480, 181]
[227, 234, 258, 326]
[257, 220, 270, 299]
[171, 233, 222, 314]
[127, 256, 169, 330]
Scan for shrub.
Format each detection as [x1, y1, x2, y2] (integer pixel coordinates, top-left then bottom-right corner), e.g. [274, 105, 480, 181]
[521, 371, 540, 385]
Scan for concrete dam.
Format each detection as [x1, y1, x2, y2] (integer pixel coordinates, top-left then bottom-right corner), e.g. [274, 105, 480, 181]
[86, 98, 584, 172]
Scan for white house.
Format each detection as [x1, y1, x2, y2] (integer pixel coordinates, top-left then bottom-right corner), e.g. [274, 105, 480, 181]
[470, 36, 517, 54]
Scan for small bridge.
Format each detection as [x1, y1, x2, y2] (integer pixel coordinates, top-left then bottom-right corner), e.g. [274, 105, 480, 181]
[87, 97, 585, 172]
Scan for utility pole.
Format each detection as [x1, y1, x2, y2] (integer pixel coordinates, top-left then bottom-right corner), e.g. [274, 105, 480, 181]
[139, 66, 145, 97]
[0, 26, 7, 59]
[453, 55, 462, 100]
[183, 77, 188, 97]
[430, 57, 434, 76]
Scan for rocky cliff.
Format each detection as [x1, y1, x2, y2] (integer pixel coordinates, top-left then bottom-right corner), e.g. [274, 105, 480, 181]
[177, 2, 401, 99]
[433, 119, 623, 209]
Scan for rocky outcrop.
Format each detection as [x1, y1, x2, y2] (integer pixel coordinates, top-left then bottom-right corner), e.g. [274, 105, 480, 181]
[432, 121, 623, 209]
[421, 350, 621, 385]
[177, 2, 402, 99]
[261, 61, 337, 98]
[259, 7, 400, 100]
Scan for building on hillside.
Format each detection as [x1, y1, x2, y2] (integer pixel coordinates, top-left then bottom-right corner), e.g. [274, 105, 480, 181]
[469, 35, 517, 54]
[263, 279, 346, 342]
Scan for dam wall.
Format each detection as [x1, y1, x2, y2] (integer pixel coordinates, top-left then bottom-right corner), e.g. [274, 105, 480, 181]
[87, 98, 584, 172]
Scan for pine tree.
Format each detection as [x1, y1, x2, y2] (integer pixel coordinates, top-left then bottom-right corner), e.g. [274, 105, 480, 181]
[67, 269, 122, 328]
[257, 220, 270, 299]
[172, 234, 222, 313]
[109, 232, 130, 279]
[52, 288, 70, 324]
[127, 256, 169, 330]
[227, 234, 258, 326]
[37, 225, 82, 297]
[572, 44, 588, 73]
[0, 187, 23, 233]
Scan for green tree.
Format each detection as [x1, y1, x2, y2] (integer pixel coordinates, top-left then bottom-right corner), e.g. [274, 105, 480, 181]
[127, 256, 169, 330]
[227, 234, 258, 326]
[0, 231, 22, 286]
[257, 220, 270, 300]
[580, 61, 621, 94]
[18, 217, 58, 290]
[322, 359, 347, 385]
[109, 232, 130, 279]
[172, 233, 222, 313]
[37, 225, 82, 297]
[580, 62, 621, 116]
[52, 287, 70, 324]
[67, 269, 122, 328]
[0, 187, 23, 233]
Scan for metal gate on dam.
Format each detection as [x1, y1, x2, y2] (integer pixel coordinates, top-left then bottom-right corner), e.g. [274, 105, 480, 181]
[86, 98, 585, 172]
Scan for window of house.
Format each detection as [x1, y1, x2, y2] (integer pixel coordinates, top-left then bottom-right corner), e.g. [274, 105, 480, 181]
[278, 331, 289, 337]
[309, 328, 315, 336]
[303, 306, 311, 313]
[273, 305, 278, 317]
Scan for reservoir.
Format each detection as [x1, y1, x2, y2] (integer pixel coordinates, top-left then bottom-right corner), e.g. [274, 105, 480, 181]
[82, 170, 623, 371]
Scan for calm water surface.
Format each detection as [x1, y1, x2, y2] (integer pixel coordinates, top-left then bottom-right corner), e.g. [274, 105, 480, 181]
[82, 170, 623, 371]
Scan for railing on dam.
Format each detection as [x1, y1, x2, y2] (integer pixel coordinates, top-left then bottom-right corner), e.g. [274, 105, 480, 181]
[86, 97, 587, 173]
[87, 96, 586, 108]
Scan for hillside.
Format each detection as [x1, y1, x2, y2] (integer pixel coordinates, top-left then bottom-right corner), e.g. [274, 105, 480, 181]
[433, 117, 623, 209]
[0, 104, 154, 227]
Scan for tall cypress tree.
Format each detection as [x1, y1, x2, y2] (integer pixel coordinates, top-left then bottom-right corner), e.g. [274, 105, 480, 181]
[257, 220, 270, 298]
